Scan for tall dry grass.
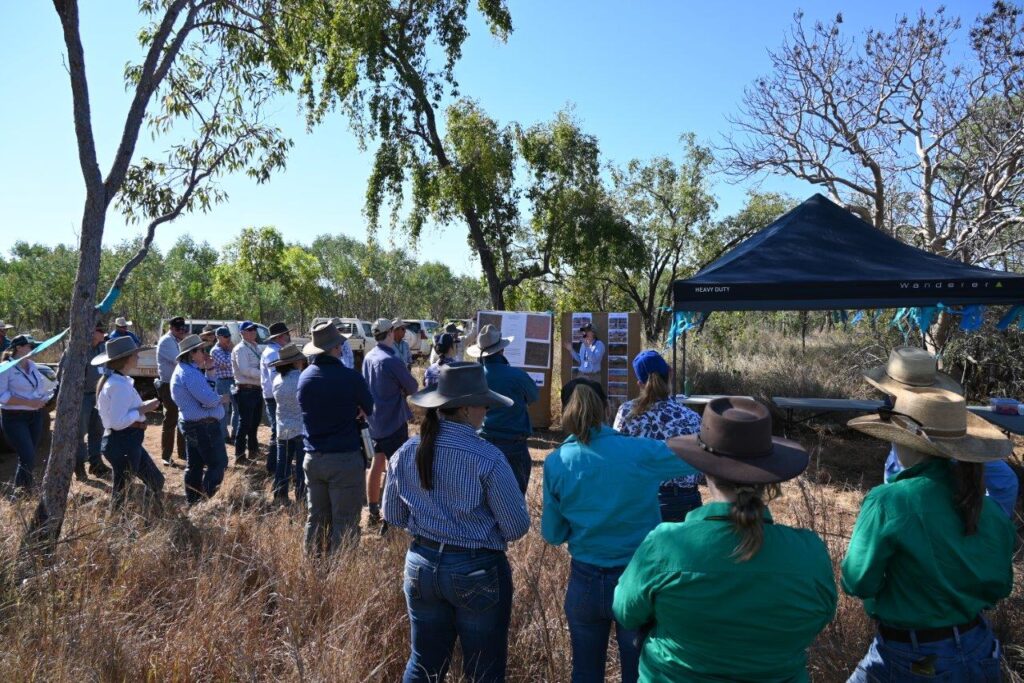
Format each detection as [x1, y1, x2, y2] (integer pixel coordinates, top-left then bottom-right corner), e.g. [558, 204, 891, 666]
[0, 452, 1020, 682]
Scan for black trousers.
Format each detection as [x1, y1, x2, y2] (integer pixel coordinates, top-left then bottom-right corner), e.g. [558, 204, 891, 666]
[233, 388, 263, 458]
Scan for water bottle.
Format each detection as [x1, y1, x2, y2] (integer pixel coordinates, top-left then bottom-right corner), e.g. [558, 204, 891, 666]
[358, 418, 374, 469]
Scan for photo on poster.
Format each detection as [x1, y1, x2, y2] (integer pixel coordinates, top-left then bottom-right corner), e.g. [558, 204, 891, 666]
[607, 315, 628, 330]
[526, 314, 551, 340]
[608, 367, 628, 379]
[607, 329, 628, 343]
[608, 381, 628, 398]
[608, 355, 628, 369]
[524, 341, 551, 368]
[478, 312, 503, 332]
[608, 342, 627, 357]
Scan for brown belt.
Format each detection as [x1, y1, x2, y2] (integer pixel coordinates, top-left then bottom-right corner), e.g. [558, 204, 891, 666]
[879, 615, 983, 643]
[236, 384, 260, 391]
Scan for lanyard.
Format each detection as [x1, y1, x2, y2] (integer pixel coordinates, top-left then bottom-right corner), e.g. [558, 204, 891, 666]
[16, 364, 38, 390]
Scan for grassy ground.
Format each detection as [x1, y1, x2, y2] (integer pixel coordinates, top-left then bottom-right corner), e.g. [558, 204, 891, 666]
[0, 338, 1021, 681]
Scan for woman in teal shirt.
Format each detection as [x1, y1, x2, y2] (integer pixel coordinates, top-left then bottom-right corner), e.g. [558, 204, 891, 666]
[843, 387, 1014, 681]
[542, 379, 700, 683]
[613, 397, 836, 682]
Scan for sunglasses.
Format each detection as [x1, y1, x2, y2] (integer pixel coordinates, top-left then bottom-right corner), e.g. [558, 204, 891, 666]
[876, 406, 926, 435]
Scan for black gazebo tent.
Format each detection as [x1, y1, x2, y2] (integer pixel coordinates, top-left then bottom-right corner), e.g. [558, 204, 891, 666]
[671, 194, 1024, 389]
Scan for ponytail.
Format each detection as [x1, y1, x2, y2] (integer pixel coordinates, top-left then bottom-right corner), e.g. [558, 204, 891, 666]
[415, 406, 462, 490]
[954, 461, 985, 535]
[629, 372, 669, 419]
[97, 356, 132, 395]
[711, 477, 781, 562]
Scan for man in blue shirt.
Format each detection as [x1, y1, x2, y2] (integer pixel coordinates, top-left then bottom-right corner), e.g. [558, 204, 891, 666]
[299, 322, 375, 553]
[109, 316, 142, 345]
[468, 324, 540, 494]
[156, 316, 188, 464]
[362, 318, 419, 526]
[171, 334, 230, 505]
[392, 319, 413, 369]
[0, 320, 14, 353]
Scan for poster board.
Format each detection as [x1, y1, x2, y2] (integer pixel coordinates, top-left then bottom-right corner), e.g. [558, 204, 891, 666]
[476, 311, 553, 429]
[561, 312, 643, 410]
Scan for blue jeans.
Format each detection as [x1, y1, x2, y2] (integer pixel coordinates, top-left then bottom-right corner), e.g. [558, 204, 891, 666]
[658, 484, 702, 523]
[849, 621, 1001, 682]
[484, 436, 530, 494]
[181, 419, 228, 505]
[565, 559, 641, 683]
[214, 377, 237, 440]
[233, 388, 263, 459]
[2, 409, 43, 489]
[102, 427, 164, 506]
[402, 542, 513, 683]
[77, 393, 104, 467]
[274, 436, 306, 501]
[264, 397, 277, 472]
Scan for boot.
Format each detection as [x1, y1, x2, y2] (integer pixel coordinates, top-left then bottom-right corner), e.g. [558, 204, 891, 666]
[75, 462, 88, 481]
[88, 461, 112, 478]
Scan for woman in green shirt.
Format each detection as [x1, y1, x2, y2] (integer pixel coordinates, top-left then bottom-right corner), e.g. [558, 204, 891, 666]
[843, 387, 1014, 681]
[612, 397, 837, 682]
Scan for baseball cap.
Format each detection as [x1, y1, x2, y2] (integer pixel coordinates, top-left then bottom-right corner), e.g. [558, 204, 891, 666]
[215, 326, 231, 338]
[239, 321, 257, 332]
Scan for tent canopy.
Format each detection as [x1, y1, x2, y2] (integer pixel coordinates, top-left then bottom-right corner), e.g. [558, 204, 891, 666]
[673, 194, 1024, 312]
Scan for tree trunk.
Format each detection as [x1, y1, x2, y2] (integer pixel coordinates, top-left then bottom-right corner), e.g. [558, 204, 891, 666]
[927, 311, 956, 358]
[463, 210, 506, 310]
[23, 199, 105, 551]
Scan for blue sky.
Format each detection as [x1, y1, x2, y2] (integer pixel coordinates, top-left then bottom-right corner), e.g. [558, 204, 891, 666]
[0, 0, 990, 276]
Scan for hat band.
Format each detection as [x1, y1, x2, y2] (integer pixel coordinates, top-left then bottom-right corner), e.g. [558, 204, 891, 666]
[480, 339, 503, 352]
[922, 425, 967, 438]
[698, 436, 774, 460]
[886, 370, 933, 387]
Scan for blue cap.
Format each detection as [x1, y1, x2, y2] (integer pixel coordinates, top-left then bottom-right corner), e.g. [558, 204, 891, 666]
[215, 326, 230, 337]
[239, 321, 256, 331]
[632, 349, 670, 384]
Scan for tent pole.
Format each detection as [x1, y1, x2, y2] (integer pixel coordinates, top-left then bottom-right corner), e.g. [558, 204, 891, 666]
[682, 330, 688, 395]
[672, 328, 678, 396]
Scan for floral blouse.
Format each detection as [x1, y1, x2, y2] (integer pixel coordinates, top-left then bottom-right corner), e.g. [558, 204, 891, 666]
[614, 398, 705, 488]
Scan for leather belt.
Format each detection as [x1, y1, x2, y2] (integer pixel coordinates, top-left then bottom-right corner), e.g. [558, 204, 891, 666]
[879, 615, 983, 644]
[184, 417, 220, 425]
[236, 384, 260, 390]
[414, 536, 491, 554]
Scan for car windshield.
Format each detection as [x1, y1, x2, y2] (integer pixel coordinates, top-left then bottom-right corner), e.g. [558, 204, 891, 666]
[256, 325, 270, 344]
[404, 322, 422, 334]
[423, 321, 439, 332]
[361, 323, 372, 336]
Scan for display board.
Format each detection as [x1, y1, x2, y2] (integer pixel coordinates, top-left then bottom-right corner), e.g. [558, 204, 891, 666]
[475, 311, 553, 429]
[560, 312, 643, 409]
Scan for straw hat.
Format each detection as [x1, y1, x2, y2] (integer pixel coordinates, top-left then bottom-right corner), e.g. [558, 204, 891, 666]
[114, 316, 133, 328]
[270, 343, 305, 368]
[668, 397, 808, 484]
[864, 347, 961, 395]
[303, 322, 344, 355]
[465, 324, 511, 358]
[409, 362, 512, 410]
[847, 387, 1011, 462]
[176, 334, 212, 360]
[0, 321, 13, 331]
[91, 336, 152, 366]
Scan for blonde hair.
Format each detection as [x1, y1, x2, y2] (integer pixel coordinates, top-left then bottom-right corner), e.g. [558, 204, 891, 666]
[562, 384, 606, 444]
[96, 355, 133, 394]
[629, 372, 670, 419]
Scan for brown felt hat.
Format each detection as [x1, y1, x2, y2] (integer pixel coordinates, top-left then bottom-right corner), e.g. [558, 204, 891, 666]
[668, 397, 809, 484]
[303, 322, 344, 355]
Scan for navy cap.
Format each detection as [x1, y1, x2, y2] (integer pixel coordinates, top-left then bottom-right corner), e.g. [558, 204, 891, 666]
[632, 350, 671, 384]
[239, 321, 257, 332]
[215, 326, 230, 338]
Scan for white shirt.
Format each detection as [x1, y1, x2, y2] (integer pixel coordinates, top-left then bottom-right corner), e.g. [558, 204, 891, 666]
[232, 340, 263, 385]
[97, 373, 145, 432]
[157, 332, 179, 383]
[340, 339, 354, 369]
[260, 342, 281, 398]
[0, 359, 49, 410]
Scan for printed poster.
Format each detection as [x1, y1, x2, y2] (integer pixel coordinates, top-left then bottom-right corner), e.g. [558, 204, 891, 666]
[476, 311, 552, 369]
[606, 312, 629, 400]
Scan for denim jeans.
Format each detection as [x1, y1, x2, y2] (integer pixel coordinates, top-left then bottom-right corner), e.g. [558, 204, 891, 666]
[1, 409, 43, 489]
[214, 377, 237, 440]
[157, 382, 185, 461]
[274, 436, 306, 501]
[402, 543, 513, 683]
[484, 436, 531, 494]
[303, 450, 365, 554]
[102, 426, 165, 506]
[658, 484, 702, 523]
[263, 397, 277, 473]
[181, 419, 228, 505]
[565, 559, 641, 683]
[77, 392, 104, 467]
[233, 388, 263, 459]
[849, 621, 1001, 682]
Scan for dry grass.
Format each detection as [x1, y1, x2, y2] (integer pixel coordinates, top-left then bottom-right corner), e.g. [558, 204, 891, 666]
[0, 335, 1021, 681]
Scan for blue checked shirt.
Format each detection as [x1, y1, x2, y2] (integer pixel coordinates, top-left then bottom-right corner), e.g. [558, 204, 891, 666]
[209, 345, 234, 380]
[170, 361, 225, 422]
[383, 420, 531, 550]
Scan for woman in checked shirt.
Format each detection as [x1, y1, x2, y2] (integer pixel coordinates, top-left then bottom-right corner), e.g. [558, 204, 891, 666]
[383, 362, 529, 683]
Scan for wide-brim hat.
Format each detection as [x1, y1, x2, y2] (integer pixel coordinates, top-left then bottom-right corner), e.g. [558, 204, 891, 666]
[270, 343, 306, 368]
[328, 318, 351, 338]
[114, 316, 132, 328]
[865, 346, 962, 395]
[848, 386, 1011, 462]
[410, 362, 513, 410]
[371, 318, 394, 336]
[199, 325, 217, 341]
[0, 321, 14, 330]
[91, 336, 152, 366]
[303, 322, 344, 355]
[390, 318, 407, 330]
[9, 334, 39, 350]
[176, 334, 213, 360]
[466, 324, 511, 358]
[668, 397, 809, 484]
[267, 321, 293, 340]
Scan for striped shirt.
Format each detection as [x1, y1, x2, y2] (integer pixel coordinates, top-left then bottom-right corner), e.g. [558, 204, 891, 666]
[383, 420, 530, 550]
[273, 370, 303, 441]
[170, 361, 224, 422]
[209, 344, 234, 380]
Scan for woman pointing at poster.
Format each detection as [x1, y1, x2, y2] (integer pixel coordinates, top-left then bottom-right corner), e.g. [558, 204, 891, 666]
[564, 323, 605, 380]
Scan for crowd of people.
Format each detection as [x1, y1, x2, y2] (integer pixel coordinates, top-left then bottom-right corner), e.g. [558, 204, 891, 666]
[0, 312, 1020, 681]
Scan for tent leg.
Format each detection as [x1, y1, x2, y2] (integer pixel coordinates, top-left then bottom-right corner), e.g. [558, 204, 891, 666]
[672, 330, 678, 396]
[682, 330, 688, 396]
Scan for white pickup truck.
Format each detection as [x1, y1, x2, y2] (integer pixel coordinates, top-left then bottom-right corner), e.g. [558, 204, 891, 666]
[311, 317, 374, 364]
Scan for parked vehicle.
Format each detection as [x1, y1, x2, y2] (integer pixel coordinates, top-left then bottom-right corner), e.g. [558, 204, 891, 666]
[311, 317, 374, 363]
[402, 319, 439, 358]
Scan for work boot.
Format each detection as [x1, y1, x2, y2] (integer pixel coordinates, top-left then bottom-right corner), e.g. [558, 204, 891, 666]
[368, 503, 382, 528]
[88, 461, 112, 478]
[75, 462, 88, 481]
[235, 453, 250, 467]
